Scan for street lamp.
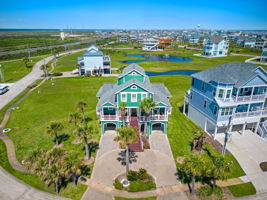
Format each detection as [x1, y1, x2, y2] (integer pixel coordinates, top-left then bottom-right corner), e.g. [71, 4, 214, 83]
[0, 64, 4, 83]
[222, 116, 232, 156]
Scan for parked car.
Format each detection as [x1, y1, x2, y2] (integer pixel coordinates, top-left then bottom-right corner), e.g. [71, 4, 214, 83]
[0, 85, 9, 95]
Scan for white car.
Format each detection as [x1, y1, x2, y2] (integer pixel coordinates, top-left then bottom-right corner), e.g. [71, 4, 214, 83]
[0, 85, 9, 95]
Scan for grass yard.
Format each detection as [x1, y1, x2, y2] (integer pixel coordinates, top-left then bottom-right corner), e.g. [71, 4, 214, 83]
[114, 197, 157, 200]
[228, 182, 256, 197]
[53, 47, 253, 74]
[0, 139, 87, 200]
[0, 55, 48, 83]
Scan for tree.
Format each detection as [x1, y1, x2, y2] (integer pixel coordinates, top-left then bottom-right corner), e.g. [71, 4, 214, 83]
[69, 112, 82, 131]
[183, 154, 205, 194]
[114, 126, 139, 175]
[65, 154, 83, 187]
[208, 155, 232, 188]
[193, 130, 206, 153]
[76, 101, 87, 122]
[40, 64, 48, 76]
[119, 102, 127, 127]
[22, 57, 30, 72]
[46, 122, 64, 146]
[140, 97, 156, 136]
[75, 123, 98, 160]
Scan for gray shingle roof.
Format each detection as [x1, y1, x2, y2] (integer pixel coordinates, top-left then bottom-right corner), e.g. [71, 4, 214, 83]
[118, 63, 146, 78]
[192, 62, 265, 87]
[210, 36, 224, 43]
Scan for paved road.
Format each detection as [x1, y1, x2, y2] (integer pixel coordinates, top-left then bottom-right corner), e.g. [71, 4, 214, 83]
[0, 168, 68, 200]
[217, 130, 267, 194]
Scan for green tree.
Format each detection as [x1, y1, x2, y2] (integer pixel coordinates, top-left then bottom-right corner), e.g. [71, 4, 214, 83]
[114, 126, 139, 174]
[183, 154, 205, 194]
[65, 154, 83, 187]
[75, 123, 98, 160]
[193, 130, 206, 153]
[140, 97, 156, 136]
[22, 57, 30, 72]
[46, 122, 64, 146]
[69, 112, 82, 131]
[119, 102, 127, 127]
[76, 101, 87, 122]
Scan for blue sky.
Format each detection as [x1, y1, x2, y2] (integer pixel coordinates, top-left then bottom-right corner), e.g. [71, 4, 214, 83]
[0, 0, 267, 29]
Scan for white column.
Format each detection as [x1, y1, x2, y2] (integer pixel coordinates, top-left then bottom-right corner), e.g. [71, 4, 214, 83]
[214, 125, 218, 139]
[242, 122, 246, 135]
[254, 121, 260, 134]
[250, 87, 255, 100]
[229, 125, 233, 132]
[204, 120, 207, 132]
[183, 100, 186, 114]
[235, 88, 239, 101]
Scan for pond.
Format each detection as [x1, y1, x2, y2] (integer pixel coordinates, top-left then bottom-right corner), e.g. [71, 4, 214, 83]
[119, 54, 192, 64]
[146, 70, 199, 76]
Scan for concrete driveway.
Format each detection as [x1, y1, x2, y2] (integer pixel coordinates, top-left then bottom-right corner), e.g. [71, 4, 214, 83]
[0, 168, 67, 200]
[216, 130, 267, 194]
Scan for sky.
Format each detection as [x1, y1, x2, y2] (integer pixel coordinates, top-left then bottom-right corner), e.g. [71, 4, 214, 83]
[0, 0, 267, 30]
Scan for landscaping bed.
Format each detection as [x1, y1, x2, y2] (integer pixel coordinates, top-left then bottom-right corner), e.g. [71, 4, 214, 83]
[228, 182, 256, 197]
[260, 162, 267, 172]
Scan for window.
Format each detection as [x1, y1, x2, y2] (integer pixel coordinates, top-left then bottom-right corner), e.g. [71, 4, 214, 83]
[204, 100, 207, 108]
[226, 90, 231, 98]
[131, 85, 137, 90]
[221, 107, 233, 116]
[191, 78, 195, 86]
[121, 93, 127, 102]
[131, 93, 137, 102]
[218, 89, 224, 98]
[190, 92, 193, 99]
[108, 107, 113, 110]
[201, 82, 205, 91]
[142, 93, 147, 100]
[213, 88, 216, 97]
[132, 72, 136, 75]
[213, 106, 218, 115]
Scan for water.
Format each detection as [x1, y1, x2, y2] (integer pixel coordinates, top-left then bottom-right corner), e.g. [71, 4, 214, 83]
[119, 54, 192, 64]
[146, 70, 199, 76]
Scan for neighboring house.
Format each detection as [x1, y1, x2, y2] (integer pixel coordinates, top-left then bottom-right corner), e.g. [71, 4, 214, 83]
[78, 45, 111, 75]
[142, 38, 159, 51]
[189, 38, 199, 44]
[119, 35, 128, 43]
[261, 46, 267, 62]
[255, 39, 267, 49]
[130, 35, 137, 42]
[202, 36, 229, 57]
[96, 63, 171, 136]
[183, 62, 267, 138]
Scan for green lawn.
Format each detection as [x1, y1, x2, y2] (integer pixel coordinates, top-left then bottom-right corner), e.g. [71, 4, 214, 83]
[53, 47, 253, 74]
[0, 139, 87, 200]
[114, 197, 157, 200]
[228, 182, 256, 197]
[0, 55, 48, 83]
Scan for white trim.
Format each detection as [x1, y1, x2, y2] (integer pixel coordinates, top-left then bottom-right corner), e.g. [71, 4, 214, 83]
[121, 93, 127, 102]
[115, 83, 153, 94]
[131, 93, 137, 102]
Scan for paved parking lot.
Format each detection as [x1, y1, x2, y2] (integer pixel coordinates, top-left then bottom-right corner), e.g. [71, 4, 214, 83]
[216, 130, 267, 194]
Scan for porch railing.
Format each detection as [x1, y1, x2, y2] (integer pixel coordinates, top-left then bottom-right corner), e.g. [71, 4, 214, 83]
[139, 115, 167, 121]
[234, 108, 267, 118]
[232, 94, 266, 102]
[101, 115, 118, 121]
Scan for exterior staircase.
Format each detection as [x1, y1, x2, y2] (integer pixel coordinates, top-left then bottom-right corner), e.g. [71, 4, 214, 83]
[128, 116, 144, 152]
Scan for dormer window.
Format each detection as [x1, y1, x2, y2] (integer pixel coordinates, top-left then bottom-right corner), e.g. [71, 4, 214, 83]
[218, 89, 224, 98]
[131, 86, 137, 90]
[226, 89, 231, 98]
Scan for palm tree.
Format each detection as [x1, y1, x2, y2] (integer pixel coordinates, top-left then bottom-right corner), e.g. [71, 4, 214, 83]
[119, 102, 127, 127]
[208, 155, 232, 188]
[75, 123, 97, 160]
[65, 154, 83, 187]
[40, 64, 47, 76]
[69, 112, 82, 131]
[140, 97, 156, 136]
[46, 122, 64, 146]
[76, 101, 87, 122]
[114, 126, 139, 175]
[183, 154, 205, 194]
[22, 57, 30, 72]
[193, 130, 206, 153]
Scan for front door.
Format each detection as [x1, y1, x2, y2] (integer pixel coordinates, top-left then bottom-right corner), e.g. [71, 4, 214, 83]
[131, 108, 137, 117]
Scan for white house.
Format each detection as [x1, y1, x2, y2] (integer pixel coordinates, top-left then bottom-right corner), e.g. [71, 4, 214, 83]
[119, 35, 128, 43]
[202, 36, 229, 57]
[78, 45, 111, 75]
[142, 38, 159, 51]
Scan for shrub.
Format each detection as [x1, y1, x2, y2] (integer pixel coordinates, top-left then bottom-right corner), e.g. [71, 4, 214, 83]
[52, 72, 63, 76]
[127, 170, 139, 181]
[128, 180, 156, 192]
[138, 168, 149, 180]
[198, 185, 223, 200]
[113, 179, 123, 190]
[27, 83, 37, 89]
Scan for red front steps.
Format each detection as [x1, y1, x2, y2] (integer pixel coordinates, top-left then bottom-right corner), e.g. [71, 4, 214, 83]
[128, 116, 143, 152]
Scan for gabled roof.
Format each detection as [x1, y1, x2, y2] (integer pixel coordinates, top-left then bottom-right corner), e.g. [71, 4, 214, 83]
[118, 63, 146, 78]
[192, 62, 267, 87]
[83, 45, 103, 56]
[114, 78, 153, 94]
[210, 36, 224, 43]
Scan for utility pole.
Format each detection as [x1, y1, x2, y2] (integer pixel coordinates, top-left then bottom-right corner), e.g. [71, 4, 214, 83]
[0, 64, 4, 83]
[222, 116, 232, 156]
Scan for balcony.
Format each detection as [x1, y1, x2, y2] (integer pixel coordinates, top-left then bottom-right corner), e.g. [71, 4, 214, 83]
[139, 115, 168, 121]
[234, 108, 267, 118]
[101, 115, 118, 121]
[232, 94, 266, 102]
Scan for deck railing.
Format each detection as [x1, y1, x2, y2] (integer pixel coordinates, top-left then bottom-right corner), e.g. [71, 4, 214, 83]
[232, 94, 265, 102]
[234, 108, 267, 118]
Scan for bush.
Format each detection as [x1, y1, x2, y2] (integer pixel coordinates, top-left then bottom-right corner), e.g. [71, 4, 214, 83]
[52, 72, 63, 77]
[113, 179, 123, 190]
[138, 168, 149, 180]
[128, 180, 156, 192]
[27, 83, 38, 89]
[127, 170, 139, 181]
[198, 185, 223, 200]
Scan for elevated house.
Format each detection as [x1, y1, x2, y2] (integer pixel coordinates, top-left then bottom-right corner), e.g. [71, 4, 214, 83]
[261, 46, 267, 63]
[202, 36, 229, 57]
[142, 38, 159, 51]
[96, 64, 172, 141]
[119, 35, 128, 43]
[184, 63, 267, 138]
[78, 45, 111, 75]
